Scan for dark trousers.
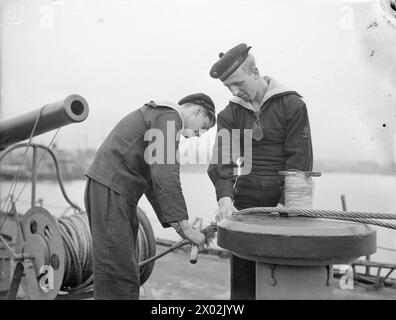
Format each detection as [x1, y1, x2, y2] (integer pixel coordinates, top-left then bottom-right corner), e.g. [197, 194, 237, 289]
[231, 187, 281, 300]
[84, 178, 140, 300]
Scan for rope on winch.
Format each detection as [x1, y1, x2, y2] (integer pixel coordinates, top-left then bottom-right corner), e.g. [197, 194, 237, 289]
[58, 212, 93, 293]
[56, 210, 156, 295]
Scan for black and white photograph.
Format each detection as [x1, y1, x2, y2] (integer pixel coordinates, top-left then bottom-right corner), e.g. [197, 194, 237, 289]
[0, 0, 396, 305]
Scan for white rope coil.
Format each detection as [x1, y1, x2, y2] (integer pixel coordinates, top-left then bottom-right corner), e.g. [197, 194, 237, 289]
[284, 170, 314, 208]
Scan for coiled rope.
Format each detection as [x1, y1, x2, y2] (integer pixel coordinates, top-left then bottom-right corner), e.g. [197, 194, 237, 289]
[284, 170, 314, 208]
[58, 212, 93, 293]
[55, 209, 156, 295]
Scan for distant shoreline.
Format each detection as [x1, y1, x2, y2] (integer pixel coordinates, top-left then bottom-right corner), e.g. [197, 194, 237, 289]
[1, 147, 395, 180]
[1, 163, 395, 182]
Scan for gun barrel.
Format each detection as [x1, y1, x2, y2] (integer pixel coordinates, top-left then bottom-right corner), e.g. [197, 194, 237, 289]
[0, 94, 89, 150]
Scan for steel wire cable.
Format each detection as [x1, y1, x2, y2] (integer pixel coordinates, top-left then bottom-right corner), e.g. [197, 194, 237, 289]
[236, 207, 396, 230]
[58, 212, 92, 292]
[57, 211, 157, 295]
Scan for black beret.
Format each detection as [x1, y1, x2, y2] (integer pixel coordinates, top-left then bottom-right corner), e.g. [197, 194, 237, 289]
[209, 43, 252, 81]
[178, 93, 216, 121]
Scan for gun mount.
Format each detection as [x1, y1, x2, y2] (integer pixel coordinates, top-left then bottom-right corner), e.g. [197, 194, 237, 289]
[0, 95, 156, 299]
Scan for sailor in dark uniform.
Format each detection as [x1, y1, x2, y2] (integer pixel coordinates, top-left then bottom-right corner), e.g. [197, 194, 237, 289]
[208, 43, 313, 299]
[84, 93, 216, 299]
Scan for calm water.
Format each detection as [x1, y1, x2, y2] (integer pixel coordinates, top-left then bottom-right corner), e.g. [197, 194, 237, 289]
[1, 171, 396, 264]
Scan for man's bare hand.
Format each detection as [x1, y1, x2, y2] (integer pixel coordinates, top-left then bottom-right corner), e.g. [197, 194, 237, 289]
[169, 220, 206, 249]
[184, 228, 206, 250]
[216, 197, 237, 222]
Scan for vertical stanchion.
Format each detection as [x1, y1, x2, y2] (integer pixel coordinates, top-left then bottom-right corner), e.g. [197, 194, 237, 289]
[31, 146, 38, 207]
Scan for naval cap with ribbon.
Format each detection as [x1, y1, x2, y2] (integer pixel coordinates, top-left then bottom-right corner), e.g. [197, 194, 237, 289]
[178, 93, 216, 120]
[209, 43, 252, 81]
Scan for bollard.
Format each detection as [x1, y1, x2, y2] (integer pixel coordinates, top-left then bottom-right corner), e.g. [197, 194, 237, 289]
[217, 171, 376, 299]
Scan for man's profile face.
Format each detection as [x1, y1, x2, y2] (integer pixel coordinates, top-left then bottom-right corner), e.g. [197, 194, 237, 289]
[222, 66, 258, 103]
[183, 106, 212, 138]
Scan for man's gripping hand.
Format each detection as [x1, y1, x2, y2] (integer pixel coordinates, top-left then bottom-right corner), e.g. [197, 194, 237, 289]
[216, 197, 237, 222]
[169, 220, 205, 249]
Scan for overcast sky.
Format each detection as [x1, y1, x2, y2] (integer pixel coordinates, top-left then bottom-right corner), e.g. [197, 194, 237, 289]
[1, 0, 395, 164]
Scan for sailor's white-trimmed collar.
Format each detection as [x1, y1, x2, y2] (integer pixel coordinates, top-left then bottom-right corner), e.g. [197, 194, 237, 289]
[152, 100, 185, 130]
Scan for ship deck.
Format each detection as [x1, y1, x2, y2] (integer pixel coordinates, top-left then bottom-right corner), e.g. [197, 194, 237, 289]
[140, 244, 396, 300]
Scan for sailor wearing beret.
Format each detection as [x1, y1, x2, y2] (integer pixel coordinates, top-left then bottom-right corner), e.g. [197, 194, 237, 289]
[85, 93, 216, 299]
[207, 43, 313, 299]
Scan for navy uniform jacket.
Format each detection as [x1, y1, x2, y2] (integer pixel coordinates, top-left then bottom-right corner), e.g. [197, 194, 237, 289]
[208, 76, 313, 204]
[86, 101, 188, 227]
